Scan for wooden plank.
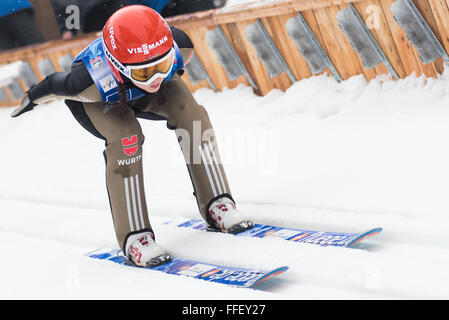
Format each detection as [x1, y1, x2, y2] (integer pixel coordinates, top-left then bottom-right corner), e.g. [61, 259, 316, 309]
[166, 9, 216, 29]
[39, 54, 59, 79]
[2, 0, 449, 107]
[27, 56, 45, 82]
[258, 17, 297, 90]
[313, 5, 367, 80]
[70, 48, 83, 59]
[17, 78, 28, 93]
[48, 51, 67, 73]
[344, 6, 380, 80]
[413, 0, 441, 38]
[412, 0, 444, 74]
[353, 0, 406, 78]
[180, 72, 213, 93]
[432, 56, 445, 75]
[212, 0, 296, 26]
[226, 18, 297, 95]
[291, 0, 366, 10]
[300, 9, 333, 77]
[403, 0, 439, 77]
[413, 0, 444, 76]
[335, 3, 378, 80]
[218, 24, 253, 90]
[0, 87, 12, 107]
[331, 4, 373, 79]
[428, 0, 449, 57]
[224, 20, 273, 95]
[184, 26, 231, 91]
[3, 86, 20, 107]
[0, 47, 33, 65]
[263, 13, 313, 81]
[210, 0, 368, 25]
[312, 7, 350, 79]
[412, 46, 438, 77]
[379, 0, 423, 77]
[0, 36, 95, 65]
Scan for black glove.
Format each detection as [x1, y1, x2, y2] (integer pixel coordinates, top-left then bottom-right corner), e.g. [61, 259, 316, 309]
[11, 93, 37, 118]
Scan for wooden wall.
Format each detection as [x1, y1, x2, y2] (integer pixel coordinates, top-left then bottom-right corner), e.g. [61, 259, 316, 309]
[1, 0, 449, 107]
[0, 35, 96, 107]
[170, 0, 449, 95]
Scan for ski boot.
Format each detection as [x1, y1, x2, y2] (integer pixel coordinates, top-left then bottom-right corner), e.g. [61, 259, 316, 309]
[125, 231, 172, 268]
[207, 197, 254, 234]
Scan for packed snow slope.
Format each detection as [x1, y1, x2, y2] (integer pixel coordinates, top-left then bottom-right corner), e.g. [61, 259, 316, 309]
[2, 71, 449, 299]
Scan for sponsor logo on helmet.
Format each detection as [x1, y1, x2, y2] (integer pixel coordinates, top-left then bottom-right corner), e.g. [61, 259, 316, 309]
[103, 41, 130, 77]
[109, 26, 117, 50]
[127, 35, 169, 56]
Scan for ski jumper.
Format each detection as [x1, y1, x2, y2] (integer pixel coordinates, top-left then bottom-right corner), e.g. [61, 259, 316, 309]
[24, 27, 234, 251]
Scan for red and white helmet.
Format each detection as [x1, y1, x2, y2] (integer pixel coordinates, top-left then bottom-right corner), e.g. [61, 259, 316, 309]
[102, 5, 174, 84]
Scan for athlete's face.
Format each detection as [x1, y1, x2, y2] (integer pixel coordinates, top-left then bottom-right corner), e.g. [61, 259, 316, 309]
[131, 78, 164, 93]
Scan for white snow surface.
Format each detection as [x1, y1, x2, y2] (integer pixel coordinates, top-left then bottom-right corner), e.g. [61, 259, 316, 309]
[225, 0, 275, 8]
[2, 70, 449, 299]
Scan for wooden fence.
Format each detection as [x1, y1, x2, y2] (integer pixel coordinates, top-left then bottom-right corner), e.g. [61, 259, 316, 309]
[1, 0, 449, 107]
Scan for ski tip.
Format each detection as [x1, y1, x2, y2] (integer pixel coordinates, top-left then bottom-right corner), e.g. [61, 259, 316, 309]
[252, 266, 289, 287]
[347, 227, 383, 247]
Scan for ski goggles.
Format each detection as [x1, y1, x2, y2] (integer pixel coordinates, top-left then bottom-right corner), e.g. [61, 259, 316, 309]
[127, 48, 175, 84]
[103, 39, 175, 85]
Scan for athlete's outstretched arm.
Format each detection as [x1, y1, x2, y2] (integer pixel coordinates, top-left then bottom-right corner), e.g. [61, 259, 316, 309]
[12, 26, 194, 118]
[11, 61, 99, 118]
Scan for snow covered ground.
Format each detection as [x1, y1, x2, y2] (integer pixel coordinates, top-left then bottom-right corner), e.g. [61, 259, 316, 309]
[225, 0, 275, 8]
[2, 69, 449, 300]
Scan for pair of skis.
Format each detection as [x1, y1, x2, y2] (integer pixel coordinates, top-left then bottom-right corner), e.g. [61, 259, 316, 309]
[88, 218, 382, 288]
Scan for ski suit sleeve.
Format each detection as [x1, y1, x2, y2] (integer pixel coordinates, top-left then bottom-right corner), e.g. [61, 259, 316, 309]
[170, 26, 194, 66]
[12, 26, 194, 118]
[11, 61, 101, 118]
